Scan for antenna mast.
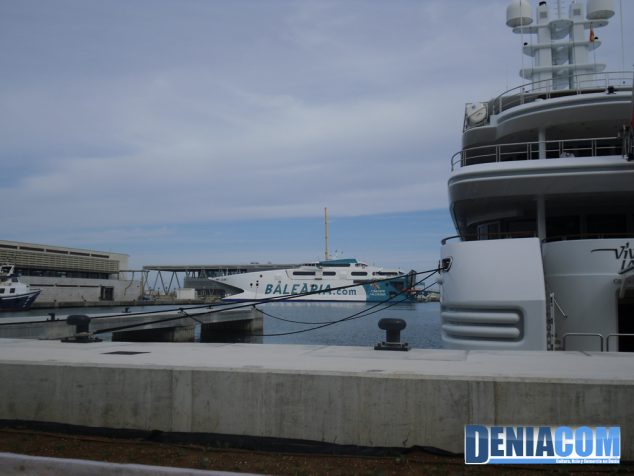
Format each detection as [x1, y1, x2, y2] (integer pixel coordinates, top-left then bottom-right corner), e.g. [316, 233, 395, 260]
[324, 207, 329, 260]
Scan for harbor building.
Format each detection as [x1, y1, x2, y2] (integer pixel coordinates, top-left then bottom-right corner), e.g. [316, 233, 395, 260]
[143, 263, 299, 297]
[0, 240, 142, 307]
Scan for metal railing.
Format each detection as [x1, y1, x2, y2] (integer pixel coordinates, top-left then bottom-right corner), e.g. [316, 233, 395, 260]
[563, 332, 634, 352]
[463, 71, 633, 131]
[562, 333, 604, 351]
[543, 232, 634, 243]
[490, 71, 633, 117]
[442, 232, 634, 247]
[441, 232, 536, 245]
[451, 136, 623, 170]
[606, 333, 634, 352]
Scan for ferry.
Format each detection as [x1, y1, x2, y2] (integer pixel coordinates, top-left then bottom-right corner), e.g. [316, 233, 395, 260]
[0, 264, 40, 312]
[438, 0, 634, 351]
[210, 258, 416, 302]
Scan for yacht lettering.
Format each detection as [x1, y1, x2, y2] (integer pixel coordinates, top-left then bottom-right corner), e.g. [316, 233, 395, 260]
[591, 243, 634, 274]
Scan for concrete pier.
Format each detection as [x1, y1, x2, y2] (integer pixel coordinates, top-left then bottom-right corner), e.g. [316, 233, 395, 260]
[0, 306, 262, 342]
[0, 453, 245, 476]
[0, 339, 632, 458]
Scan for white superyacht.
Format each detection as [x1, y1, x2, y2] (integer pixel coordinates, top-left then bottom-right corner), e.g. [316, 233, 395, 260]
[439, 0, 634, 351]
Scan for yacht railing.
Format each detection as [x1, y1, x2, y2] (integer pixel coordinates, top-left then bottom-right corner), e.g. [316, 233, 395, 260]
[443, 232, 634, 245]
[492, 72, 632, 116]
[543, 232, 634, 242]
[561, 332, 634, 352]
[463, 71, 633, 131]
[441, 232, 536, 245]
[451, 136, 623, 170]
[562, 333, 604, 351]
[606, 334, 634, 352]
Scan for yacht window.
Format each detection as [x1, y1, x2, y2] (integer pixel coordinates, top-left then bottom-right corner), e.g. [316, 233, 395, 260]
[293, 271, 316, 276]
[376, 271, 399, 276]
[322, 271, 336, 276]
[477, 222, 500, 240]
[351, 271, 368, 276]
[0, 289, 4, 294]
[323, 263, 350, 268]
[587, 214, 627, 237]
[10, 288, 15, 294]
[546, 216, 581, 241]
[507, 219, 537, 238]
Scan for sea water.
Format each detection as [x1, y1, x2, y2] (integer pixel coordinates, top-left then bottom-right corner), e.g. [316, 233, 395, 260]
[4, 301, 442, 349]
[258, 301, 441, 348]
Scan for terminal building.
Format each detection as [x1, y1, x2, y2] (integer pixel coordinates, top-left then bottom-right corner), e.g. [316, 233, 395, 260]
[0, 240, 142, 307]
[144, 263, 299, 298]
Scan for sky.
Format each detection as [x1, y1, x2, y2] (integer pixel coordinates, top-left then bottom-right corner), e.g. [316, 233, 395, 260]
[1, 0, 632, 271]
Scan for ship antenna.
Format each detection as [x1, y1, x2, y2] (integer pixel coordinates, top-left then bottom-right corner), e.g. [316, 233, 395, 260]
[624, 67, 634, 162]
[324, 207, 329, 261]
[630, 67, 634, 129]
[619, 0, 625, 73]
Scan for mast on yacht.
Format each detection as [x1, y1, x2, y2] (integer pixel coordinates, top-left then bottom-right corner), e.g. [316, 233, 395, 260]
[506, 0, 615, 92]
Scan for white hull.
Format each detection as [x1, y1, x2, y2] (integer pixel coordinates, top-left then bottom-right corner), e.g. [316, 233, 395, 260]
[1, 264, 40, 312]
[210, 259, 413, 303]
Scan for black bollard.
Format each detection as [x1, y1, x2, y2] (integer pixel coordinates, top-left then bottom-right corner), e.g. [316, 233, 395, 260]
[374, 318, 409, 351]
[62, 314, 101, 343]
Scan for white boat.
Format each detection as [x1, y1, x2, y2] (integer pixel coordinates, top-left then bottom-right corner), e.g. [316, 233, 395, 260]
[210, 258, 416, 302]
[0, 264, 40, 312]
[439, 0, 634, 351]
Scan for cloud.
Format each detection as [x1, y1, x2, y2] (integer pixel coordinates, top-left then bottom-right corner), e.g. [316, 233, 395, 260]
[1, 0, 632, 259]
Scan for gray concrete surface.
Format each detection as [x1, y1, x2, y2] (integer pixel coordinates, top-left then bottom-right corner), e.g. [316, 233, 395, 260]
[0, 452, 252, 475]
[0, 307, 261, 341]
[0, 339, 632, 457]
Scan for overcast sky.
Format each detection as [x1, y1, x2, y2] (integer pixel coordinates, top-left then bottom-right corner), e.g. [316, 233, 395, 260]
[1, 0, 632, 270]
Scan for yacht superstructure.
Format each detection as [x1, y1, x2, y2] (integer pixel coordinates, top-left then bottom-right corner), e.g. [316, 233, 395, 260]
[439, 0, 634, 351]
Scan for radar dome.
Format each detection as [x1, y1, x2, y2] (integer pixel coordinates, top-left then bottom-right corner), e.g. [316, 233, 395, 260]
[586, 0, 615, 20]
[506, 0, 533, 28]
[466, 103, 488, 127]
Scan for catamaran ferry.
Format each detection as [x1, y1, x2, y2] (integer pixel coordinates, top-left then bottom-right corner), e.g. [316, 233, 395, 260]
[209, 258, 416, 303]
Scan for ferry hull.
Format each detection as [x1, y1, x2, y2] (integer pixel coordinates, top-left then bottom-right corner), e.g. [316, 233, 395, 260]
[213, 271, 415, 302]
[219, 281, 412, 303]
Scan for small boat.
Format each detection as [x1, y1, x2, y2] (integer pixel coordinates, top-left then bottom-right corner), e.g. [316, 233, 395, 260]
[210, 258, 416, 303]
[0, 264, 40, 312]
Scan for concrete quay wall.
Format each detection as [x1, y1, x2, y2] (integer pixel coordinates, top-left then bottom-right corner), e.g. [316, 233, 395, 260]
[0, 307, 261, 341]
[0, 341, 632, 457]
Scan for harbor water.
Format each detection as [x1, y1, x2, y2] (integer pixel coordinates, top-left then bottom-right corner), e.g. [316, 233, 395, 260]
[3, 301, 442, 349]
[258, 301, 441, 348]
